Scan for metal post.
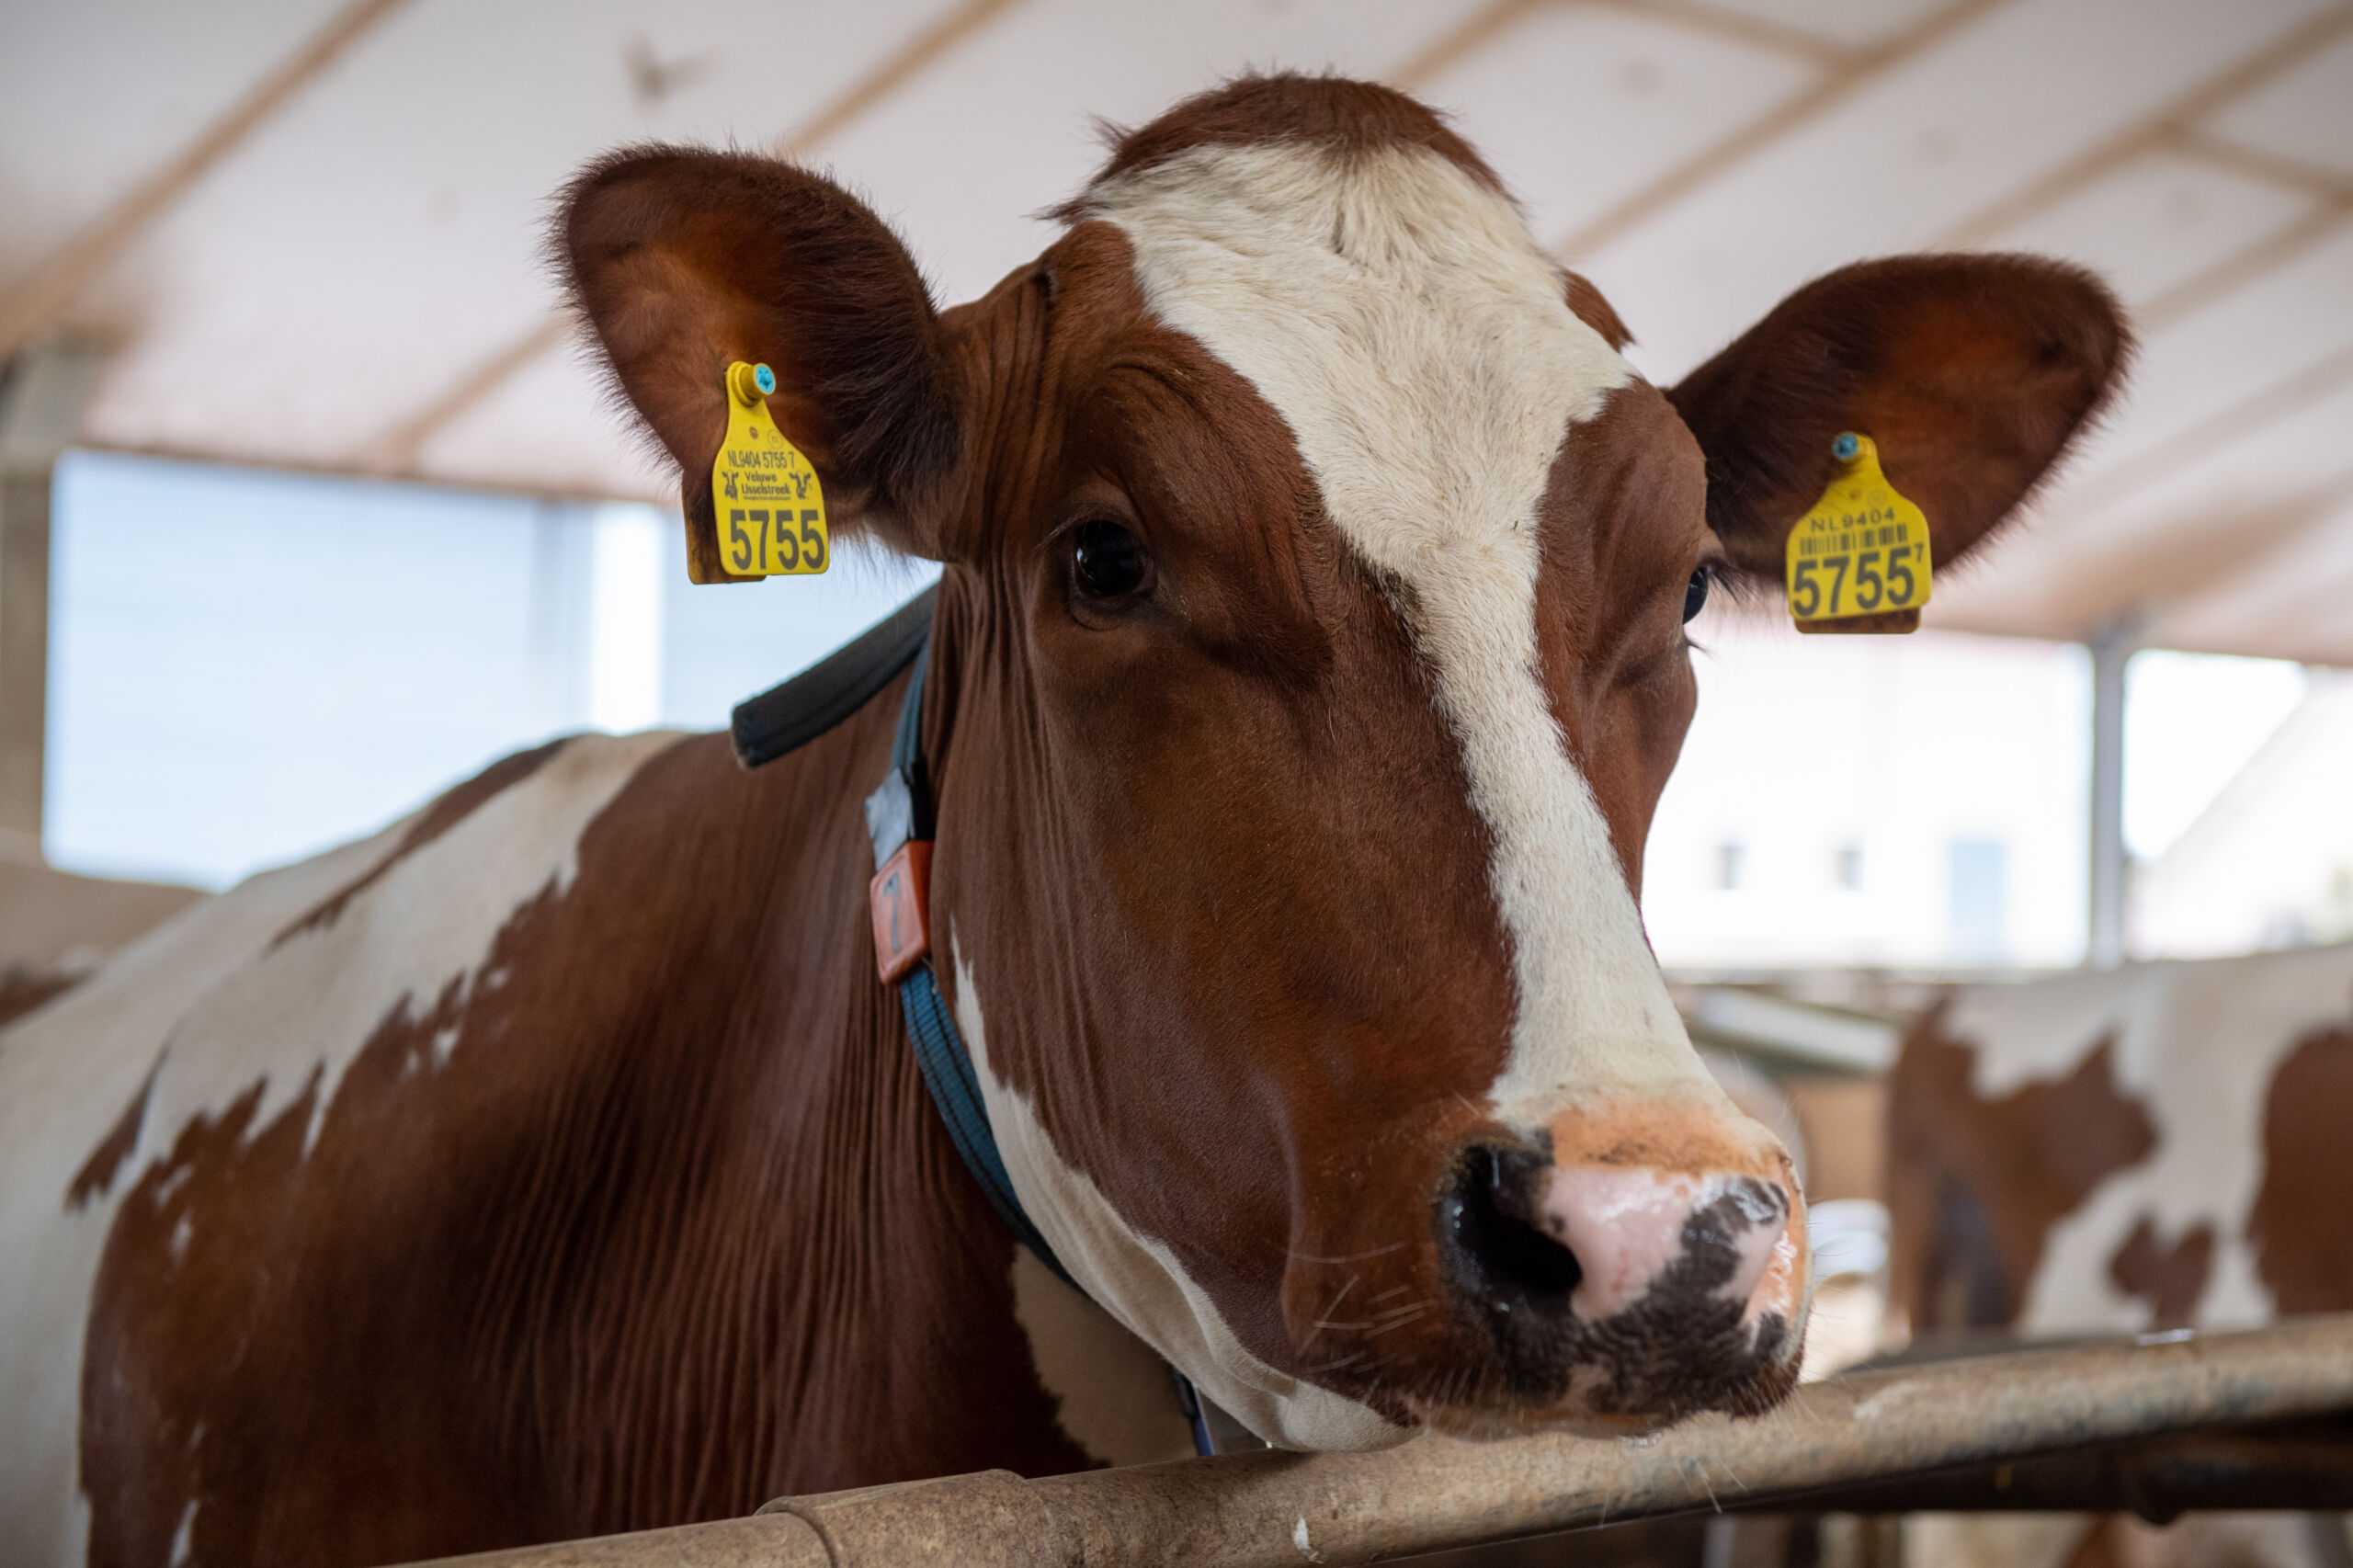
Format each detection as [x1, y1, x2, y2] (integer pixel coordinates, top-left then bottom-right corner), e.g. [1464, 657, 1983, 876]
[2086, 614, 2139, 969]
[0, 339, 105, 853]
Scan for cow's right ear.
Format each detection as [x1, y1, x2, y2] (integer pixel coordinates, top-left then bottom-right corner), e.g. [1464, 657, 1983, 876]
[560, 147, 963, 578]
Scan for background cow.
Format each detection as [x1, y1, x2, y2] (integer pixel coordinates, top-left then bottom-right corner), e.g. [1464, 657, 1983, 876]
[0, 74, 2123, 1567]
[1890, 941, 2353, 1568]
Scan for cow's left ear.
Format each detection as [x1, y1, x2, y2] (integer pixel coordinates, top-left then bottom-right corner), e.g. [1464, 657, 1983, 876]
[1668, 256, 2130, 579]
[560, 146, 965, 579]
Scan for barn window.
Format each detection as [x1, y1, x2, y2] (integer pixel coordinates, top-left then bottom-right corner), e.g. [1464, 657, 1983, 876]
[46, 452, 934, 889]
[1948, 837, 2008, 963]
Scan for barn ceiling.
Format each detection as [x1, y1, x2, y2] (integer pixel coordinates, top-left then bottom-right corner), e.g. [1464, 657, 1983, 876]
[5, 0, 2349, 662]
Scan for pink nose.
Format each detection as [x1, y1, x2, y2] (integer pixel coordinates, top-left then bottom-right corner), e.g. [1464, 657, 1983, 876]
[1442, 1143, 1803, 1334]
[1538, 1165, 1793, 1324]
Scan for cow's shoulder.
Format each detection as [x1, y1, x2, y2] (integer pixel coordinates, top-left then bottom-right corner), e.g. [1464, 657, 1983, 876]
[0, 730, 690, 1564]
[29, 730, 691, 1209]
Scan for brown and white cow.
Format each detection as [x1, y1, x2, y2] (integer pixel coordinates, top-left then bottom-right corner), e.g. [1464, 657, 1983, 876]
[1889, 941, 2353, 1568]
[0, 75, 2124, 1566]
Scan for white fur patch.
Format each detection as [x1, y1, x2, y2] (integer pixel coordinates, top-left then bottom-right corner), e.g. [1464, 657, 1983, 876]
[0, 731, 683, 1563]
[951, 940, 1405, 1452]
[1083, 142, 1705, 1126]
[1944, 943, 2353, 1334]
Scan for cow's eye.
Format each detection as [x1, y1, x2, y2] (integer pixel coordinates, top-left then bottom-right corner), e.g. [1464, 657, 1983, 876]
[1071, 519, 1152, 602]
[1683, 566, 1712, 624]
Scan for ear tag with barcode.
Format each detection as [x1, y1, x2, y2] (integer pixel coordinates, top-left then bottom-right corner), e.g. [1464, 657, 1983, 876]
[1785, 432, 1929, 634]
[711, 361, 829, 578]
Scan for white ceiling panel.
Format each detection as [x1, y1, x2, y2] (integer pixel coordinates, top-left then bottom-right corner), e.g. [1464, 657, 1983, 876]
[1585, 0, 2340, 378]
[1932, 374, 2353, 656]
[0, 0, 345, 254]
[2207, 26, 2353, 176]
[415, 329, 666, 502]
[1416, 7, 1814, 246]
[1985, 152, 2316, 306]
[2055, 220, 2353, 476]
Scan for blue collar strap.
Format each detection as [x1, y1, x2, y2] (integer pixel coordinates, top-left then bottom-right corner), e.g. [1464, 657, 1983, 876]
[736, 595, 1218, 1458]
[859, 625, 1219, 1458]
[861, 641, 1076, 1289]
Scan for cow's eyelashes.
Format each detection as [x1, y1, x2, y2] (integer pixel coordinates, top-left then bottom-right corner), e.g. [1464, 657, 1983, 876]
[1069, 518, 1154, 605]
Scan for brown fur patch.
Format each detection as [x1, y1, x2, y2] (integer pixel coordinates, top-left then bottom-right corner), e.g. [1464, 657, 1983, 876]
[1530, 383, 1711, 893]
[2246, 1018, 2353, 1312]
[2105, 1214, 2214, 1329]
[0, 963, 82, 1030]
[1054, 73, 1505, 218]
[1887, 1009, 2157, 1331]
[67, 1055, 160, 1211]
[1565, 272, 1632, 351]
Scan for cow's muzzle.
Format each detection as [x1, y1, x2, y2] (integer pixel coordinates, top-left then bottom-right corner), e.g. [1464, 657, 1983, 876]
[1426, 1134, 1807, 1433]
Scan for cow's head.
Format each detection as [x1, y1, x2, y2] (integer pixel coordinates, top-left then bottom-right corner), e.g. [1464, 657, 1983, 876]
[563, 75, 2126, 1447]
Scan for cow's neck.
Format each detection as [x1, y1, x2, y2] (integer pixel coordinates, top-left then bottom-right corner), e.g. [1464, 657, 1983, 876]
[497, 629, 1097, 1528]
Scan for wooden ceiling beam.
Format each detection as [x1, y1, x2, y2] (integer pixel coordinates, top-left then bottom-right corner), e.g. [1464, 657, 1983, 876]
[769, 0, 1025, 157]
[2061, 338, 2353, 517]
[2166, 125, 2353, 203]
[1551, 0, 2011, 259]
[1930, 472, 2353, 656]
[1388, 0, 1545, 91]
[358, 0, 1026, 478]
[1936, 2, 2353, 248]
[1573, 0, 1852, 68]
[1387, 0, 1847, 97]
[2139, 198, 2352, 333]
[2065, 477, 2351, 627]
[0, 0, 414, 364]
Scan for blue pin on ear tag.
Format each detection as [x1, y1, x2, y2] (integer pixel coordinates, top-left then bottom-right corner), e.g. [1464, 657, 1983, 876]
[1784, 432, 1931, 634]
[709, 360, 829, 580]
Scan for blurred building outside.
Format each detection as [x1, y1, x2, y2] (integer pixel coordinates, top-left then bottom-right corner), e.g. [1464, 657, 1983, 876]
[1647, 607, 2348, 971]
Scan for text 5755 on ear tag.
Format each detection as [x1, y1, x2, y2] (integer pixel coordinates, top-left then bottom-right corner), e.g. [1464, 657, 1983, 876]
[711, 360, 830, 579]
[1786, 433, 1930, 634]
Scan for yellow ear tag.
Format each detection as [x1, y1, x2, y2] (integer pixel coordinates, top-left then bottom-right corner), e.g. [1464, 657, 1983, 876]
[1785, 432, 1930, 634]
[710, 361, 829, 578]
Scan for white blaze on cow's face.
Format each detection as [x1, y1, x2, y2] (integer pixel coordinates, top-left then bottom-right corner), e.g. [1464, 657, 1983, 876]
[1086, 141, 1717, 1119]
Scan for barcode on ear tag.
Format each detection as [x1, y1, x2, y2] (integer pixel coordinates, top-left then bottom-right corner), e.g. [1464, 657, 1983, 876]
[1786, 433, 1929, 634]
[711, 361, 830, 579]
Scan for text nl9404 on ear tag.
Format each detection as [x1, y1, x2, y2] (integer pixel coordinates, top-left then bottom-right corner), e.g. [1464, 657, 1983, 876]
[1785, 432, 1930, 634]
[711, 360, 830, 579]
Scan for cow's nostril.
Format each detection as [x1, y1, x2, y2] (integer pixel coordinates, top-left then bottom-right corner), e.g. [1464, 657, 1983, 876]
[1445, 1145, 1581, 1301]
